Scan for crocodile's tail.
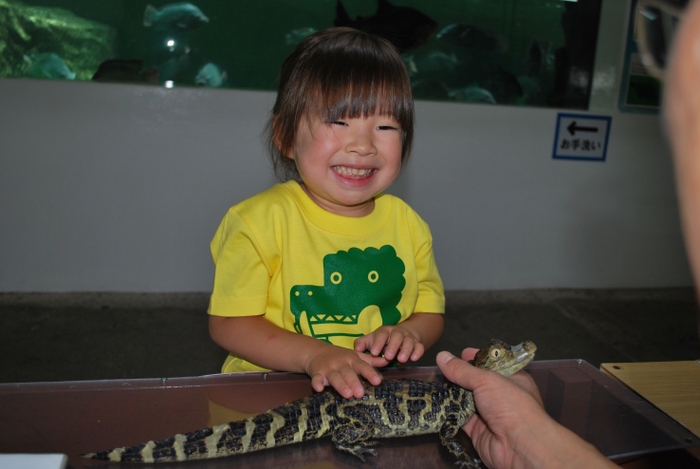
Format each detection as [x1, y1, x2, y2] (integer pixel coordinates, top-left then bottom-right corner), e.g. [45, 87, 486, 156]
[82, 420, 252, 463]
[82, 393, 334, 463]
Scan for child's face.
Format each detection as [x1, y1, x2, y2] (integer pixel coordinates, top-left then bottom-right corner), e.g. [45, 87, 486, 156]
[289, 113, 402, 217]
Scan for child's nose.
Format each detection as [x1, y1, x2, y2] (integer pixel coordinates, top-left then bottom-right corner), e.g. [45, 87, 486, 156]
[345, 132, 376, 156]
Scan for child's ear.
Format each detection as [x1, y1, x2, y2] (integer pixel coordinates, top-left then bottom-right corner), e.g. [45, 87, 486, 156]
[272, 116, 294, 160]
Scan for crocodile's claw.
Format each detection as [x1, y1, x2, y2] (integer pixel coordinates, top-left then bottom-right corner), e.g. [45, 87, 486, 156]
[338, 441, 379, 461]
[455, 455, 485, 468]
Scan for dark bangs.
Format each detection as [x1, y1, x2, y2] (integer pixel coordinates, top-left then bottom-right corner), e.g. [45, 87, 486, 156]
[305, 34, 414, 144]
[268, 28, 414, 181]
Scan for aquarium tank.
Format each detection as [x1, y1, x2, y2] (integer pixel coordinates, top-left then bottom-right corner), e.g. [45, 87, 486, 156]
[0, 0, 603, 109]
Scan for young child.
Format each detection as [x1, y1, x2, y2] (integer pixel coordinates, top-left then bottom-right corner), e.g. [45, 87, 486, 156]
[208, 27, 445, 399]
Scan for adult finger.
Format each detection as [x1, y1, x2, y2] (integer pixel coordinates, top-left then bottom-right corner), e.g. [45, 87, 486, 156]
[460, 347, 480, 362]
[436, 351, 486, 391]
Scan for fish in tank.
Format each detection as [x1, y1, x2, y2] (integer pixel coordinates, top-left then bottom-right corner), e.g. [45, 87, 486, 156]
[143, 2, 209, 31]
[23, 52, 76, 80]
[195, 61, 227, 88]
[0, 0, 603, 109]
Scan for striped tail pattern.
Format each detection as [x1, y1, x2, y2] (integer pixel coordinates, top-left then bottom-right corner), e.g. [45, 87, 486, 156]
[83, 390, 340, 463]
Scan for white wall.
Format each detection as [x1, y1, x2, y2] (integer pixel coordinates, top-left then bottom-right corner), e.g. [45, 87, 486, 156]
[0, 0, 692, 292]
[408, 101, 689, 289]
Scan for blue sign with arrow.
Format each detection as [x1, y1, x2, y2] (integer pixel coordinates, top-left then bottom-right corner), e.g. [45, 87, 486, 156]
[553, 113, 612, 162]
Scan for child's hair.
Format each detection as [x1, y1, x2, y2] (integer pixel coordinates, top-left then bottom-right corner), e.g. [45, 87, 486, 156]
[266, 27, 414, 181]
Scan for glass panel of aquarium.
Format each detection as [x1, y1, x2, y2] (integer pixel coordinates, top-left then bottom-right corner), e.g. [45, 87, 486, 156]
[0, 0, 603, 109]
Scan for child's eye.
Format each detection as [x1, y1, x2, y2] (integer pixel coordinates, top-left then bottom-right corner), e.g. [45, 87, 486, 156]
[377, 125, 399, 131]
[329, 120, 347, 126]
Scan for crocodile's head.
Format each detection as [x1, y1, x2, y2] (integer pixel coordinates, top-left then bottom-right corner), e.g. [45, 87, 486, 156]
[469, 339, 536, 377]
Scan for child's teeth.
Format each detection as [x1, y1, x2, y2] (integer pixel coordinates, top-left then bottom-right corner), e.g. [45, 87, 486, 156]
[336, 166, 372, 176]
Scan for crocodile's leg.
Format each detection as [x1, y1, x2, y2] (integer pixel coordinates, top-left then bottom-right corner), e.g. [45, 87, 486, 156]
[331, 406, 379, 461]
[438, 414, 484, 469]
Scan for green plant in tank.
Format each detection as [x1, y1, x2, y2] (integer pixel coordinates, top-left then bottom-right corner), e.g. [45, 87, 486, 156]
[0, 0, 116, 81]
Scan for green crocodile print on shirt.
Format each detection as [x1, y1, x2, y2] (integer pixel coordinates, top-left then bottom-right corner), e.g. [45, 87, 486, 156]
[290, 245, 406, 343]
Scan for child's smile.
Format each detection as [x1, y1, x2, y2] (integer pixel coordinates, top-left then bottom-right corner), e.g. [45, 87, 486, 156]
[290, 113, 402, 217]
[333, 166, 374, 178]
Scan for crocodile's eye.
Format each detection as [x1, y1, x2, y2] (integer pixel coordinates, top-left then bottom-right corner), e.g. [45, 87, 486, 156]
[368, 270, 379, 283]
[490, 348, 503, 359]
[330, 272, 342, 284]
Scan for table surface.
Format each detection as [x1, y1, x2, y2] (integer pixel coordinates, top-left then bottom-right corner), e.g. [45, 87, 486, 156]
[601, 360, 700, 438]
[1, 360, 698, 468]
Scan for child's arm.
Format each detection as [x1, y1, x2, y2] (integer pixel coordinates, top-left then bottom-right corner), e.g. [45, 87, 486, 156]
[209, 315, 388, 398]
[353, 313, 445, 364]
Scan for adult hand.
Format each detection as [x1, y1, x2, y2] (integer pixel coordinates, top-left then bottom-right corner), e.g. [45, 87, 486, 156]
[437, 348, 616, 469]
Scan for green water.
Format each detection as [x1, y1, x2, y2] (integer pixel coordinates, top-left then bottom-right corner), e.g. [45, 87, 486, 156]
[1, 0, 602, 108]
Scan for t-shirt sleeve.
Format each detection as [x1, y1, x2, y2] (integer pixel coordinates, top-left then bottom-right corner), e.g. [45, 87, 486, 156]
[411, 214, 446, 314]
[208, 209, 270, 317]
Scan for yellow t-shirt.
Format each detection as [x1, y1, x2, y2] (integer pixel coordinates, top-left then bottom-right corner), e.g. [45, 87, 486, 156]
[209, 180, 445, 372]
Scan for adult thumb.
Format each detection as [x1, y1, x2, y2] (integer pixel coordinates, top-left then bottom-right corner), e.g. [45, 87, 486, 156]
[437, 351, 478, 390]
[436, 350, 458, 366]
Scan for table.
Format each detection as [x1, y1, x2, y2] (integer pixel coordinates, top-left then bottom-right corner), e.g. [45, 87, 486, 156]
[1, 360, 698, 468]
[601, 361, 700, 438]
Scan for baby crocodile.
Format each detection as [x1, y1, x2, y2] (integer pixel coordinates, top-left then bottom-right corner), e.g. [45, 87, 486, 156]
[83, 339, 536, 468]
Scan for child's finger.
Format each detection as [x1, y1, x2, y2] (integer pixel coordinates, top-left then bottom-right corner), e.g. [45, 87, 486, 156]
[356, 361, 382, 387]
[369, 329, 392, 356]
[395, 335, 417, 362]
[310, 373, 328, 393]
[338, 367, 366, 398]
[357, 351, 390, 368]
[409, 342, 424, 362]
[354, 336, 370, 353]
[326, 370, 355, 399]
[384, 329, 407, 360]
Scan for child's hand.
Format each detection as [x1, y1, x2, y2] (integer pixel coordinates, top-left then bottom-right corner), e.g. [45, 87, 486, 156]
[304, 344, 387, 399]
[354, 324, 425, 364]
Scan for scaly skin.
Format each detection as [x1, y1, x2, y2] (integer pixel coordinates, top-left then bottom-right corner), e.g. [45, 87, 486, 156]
[83, 339, 536, 468]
